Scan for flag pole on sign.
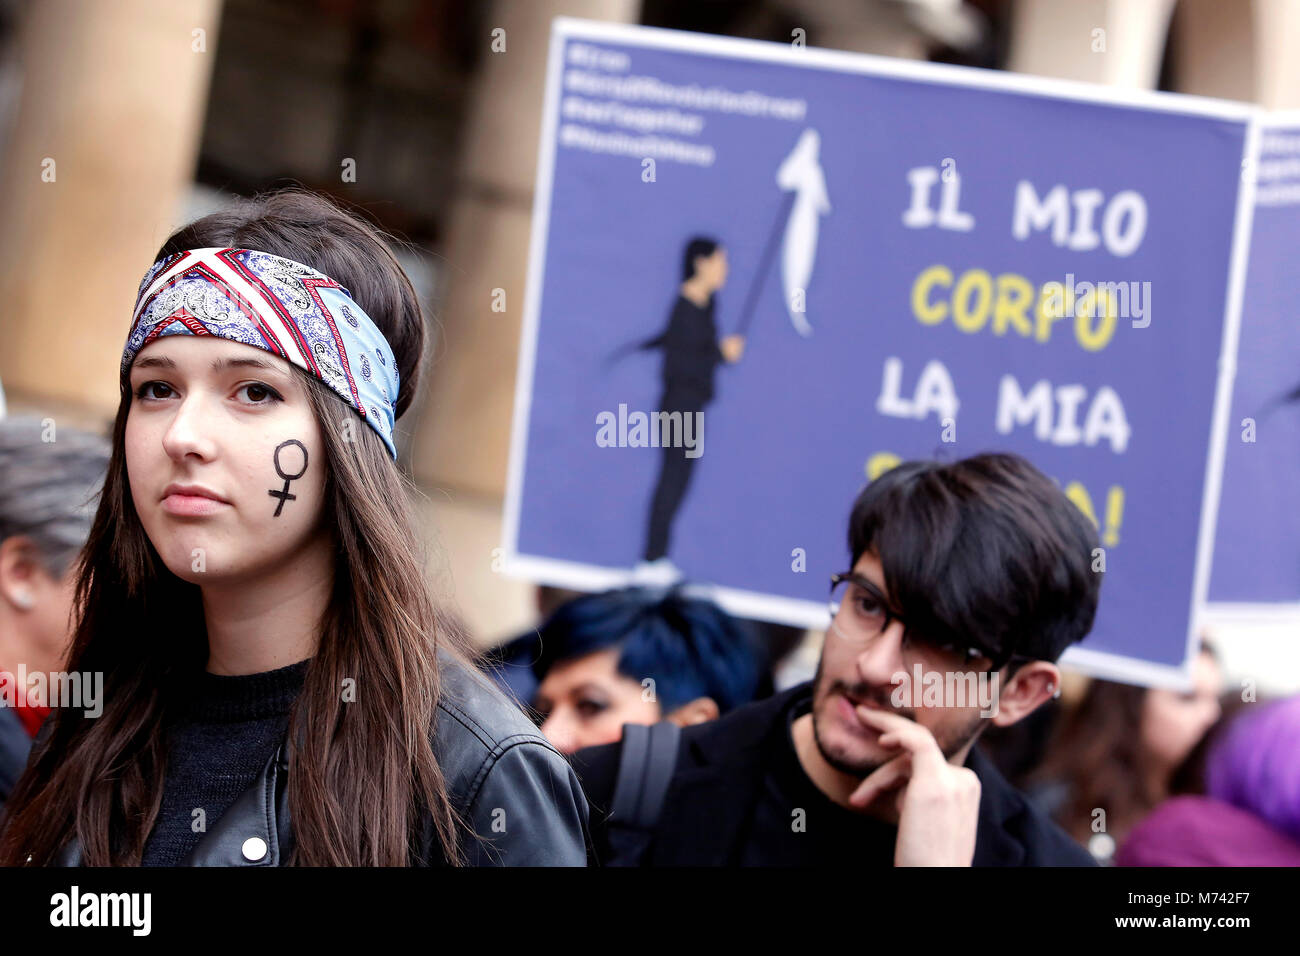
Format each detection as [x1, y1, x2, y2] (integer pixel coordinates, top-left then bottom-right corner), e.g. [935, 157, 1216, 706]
[735, 128, 831, 339]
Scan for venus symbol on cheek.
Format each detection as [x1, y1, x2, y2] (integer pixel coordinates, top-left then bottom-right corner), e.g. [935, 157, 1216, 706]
[268, 439, 308, 517]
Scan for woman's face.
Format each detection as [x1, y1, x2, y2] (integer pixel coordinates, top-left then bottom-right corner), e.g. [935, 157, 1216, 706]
[1141, 651, 1224, 772]
[125, 337, 327, 584]
[698, 247, 728, 290]
[534, 647, 662, 755]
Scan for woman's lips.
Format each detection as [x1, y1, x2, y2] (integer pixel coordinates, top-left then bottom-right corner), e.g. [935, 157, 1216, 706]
[161, 493, 230, 517]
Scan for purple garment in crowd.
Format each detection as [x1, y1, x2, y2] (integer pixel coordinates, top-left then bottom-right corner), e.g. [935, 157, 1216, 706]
[1204, 696, 1300, 844]
[1116, 795, 1300, 866]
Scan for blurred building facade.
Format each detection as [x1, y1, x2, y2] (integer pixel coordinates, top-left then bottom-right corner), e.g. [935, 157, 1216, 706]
[0, 0, 1295, 688]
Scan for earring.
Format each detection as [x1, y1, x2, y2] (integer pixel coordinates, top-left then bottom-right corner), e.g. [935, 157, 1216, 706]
[13, 591, 35, 610]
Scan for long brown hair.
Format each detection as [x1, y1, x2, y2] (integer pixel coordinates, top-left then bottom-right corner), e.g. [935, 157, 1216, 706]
[1031, 681, 1155, 845]
[1031, 643, 1220, 847]
[0, 188, 471, 866]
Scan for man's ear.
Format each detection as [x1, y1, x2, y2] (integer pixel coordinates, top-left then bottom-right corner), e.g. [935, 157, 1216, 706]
[0, 535, 42, 611]
[989, 661, 1060, 728]
[666, 696, 720, 727]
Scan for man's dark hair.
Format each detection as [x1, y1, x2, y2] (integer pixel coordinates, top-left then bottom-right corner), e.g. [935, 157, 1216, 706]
[847, 453, 1101, 667]
[681, 236, 720, 282]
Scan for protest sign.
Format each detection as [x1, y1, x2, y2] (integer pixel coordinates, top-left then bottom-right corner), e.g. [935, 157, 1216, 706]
[504, 19, 1256, 687]
[1208, 115, 1300, 613]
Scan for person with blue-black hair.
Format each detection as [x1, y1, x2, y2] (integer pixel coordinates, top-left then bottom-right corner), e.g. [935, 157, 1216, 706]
[491, 587, 762, 756]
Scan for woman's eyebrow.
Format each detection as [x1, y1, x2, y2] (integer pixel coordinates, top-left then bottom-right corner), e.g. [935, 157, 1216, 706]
[211, 356, 281, 374]
[130, 355, 285, 374]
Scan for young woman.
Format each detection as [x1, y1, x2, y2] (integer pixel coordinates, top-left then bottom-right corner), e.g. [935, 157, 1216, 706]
[0, 188, 589, 866]
[1116, 694, 1300, 866]
[1027, 641, 1223, 862]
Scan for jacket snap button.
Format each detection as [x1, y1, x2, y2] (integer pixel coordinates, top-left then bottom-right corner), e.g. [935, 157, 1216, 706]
[241, 837, 268, 861]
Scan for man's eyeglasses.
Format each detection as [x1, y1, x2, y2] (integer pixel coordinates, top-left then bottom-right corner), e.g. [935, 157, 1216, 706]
[828, 572, 1027, 673]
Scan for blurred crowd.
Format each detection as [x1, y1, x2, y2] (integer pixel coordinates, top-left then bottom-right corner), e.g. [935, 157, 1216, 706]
[5, 409, 1294, 865]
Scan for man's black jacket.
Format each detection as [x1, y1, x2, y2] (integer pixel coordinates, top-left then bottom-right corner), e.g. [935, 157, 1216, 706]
[570, 682, 1096, 866]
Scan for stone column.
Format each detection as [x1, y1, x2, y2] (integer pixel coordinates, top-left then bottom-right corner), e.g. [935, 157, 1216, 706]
[1254, 0, 1300, 108]
[1007, 0, 1176, 88]
[0, 0, 223, 420]
[407, 0, 640, 643]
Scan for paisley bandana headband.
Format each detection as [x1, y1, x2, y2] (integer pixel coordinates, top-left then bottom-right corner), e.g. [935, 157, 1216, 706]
[121, 247, 399, 458]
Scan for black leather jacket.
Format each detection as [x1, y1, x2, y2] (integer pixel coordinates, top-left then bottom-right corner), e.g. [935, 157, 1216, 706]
[45, 656, 590, 866]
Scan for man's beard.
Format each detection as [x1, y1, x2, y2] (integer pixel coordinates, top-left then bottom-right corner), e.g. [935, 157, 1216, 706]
[809, 660, 985, 778]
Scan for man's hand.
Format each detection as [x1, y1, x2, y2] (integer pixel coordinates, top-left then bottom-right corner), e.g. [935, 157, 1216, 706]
[720, 334, 745, 363]
[847, 706, 981, 867]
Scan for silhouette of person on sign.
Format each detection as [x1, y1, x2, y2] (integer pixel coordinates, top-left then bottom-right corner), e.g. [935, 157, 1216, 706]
[635, 237, 745, 583]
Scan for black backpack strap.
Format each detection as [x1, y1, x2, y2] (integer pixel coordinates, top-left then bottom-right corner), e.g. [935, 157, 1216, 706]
[604, 721, 682, 866]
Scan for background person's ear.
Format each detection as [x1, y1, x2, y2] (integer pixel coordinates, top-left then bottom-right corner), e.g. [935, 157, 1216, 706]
[0, 536, 45, 611]
[989, 661, 1061, 728]
[666, 696, 720, 727]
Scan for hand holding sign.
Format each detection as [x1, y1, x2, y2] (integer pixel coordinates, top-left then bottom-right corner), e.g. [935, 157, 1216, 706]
[720, 334, 745, 363]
